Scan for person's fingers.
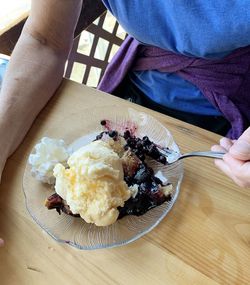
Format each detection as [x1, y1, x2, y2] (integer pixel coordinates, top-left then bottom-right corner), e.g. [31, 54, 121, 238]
[229, 127, 250, 160]
[214, 154, 250, 187]
[214, 158, 232, 177]
[211, 137, 233, 153]
[211, 145, 227, 152]
[229, 140, 250, 161]
[223, 153, 244, 168]
[219, 137, 233, 151]
[212, 132, 250, 187]
[223, 154, 250, 187]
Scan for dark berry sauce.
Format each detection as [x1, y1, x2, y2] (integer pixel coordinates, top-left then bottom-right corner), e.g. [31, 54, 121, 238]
[96, 128, 172, 218]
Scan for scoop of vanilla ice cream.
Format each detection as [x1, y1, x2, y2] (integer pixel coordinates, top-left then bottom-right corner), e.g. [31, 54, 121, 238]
[53, 140, 131, 226]
[29, 137, 70, 184]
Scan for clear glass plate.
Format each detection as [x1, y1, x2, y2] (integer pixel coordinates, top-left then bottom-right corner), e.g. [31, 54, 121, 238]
[23, 107, 183, 250]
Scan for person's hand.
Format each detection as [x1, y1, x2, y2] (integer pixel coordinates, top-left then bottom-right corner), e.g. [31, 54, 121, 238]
[211, 127, 250, 188]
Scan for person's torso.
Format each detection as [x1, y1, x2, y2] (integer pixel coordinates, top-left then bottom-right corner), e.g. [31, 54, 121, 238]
[102, 0, 250, 115]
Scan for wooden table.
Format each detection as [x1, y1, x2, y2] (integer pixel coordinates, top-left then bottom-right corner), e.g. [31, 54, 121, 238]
[0, 79, 249, 285]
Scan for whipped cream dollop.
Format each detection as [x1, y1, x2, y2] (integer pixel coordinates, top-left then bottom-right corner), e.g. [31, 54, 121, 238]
[29, 137, 71, 184]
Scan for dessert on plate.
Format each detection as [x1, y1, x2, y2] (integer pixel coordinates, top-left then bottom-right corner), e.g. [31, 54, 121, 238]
[29, 121, 173, 227]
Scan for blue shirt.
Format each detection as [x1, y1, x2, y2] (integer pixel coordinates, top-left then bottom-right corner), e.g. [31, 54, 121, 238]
[102, 0, 250, 115]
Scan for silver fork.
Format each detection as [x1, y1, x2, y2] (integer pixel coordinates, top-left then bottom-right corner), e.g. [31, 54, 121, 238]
[157, 147, 225, 165]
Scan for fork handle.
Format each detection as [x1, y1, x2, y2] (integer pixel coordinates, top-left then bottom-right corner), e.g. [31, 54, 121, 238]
[180, 151, 225, 160]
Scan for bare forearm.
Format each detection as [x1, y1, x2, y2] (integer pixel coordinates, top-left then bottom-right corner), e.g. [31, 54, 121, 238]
[0, 0, 82, 179]
[0, 31, 69, 159]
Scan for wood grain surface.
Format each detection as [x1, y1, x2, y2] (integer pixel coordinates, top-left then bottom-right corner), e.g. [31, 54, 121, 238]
[0, 79, 249, 285]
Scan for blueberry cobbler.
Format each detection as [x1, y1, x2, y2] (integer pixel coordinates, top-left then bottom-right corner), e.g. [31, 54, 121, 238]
[30, 120, 173, 226]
